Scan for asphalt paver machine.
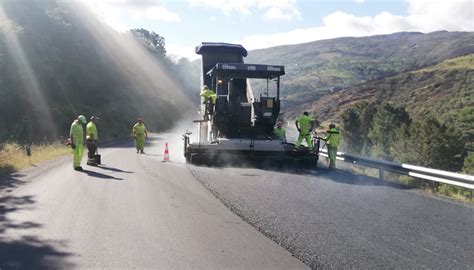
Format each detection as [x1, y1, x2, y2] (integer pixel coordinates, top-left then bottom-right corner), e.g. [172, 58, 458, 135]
[184, 42, 319, 167]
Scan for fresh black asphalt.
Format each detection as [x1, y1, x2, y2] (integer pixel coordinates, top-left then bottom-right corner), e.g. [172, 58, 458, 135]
[189, 165, 474, 269]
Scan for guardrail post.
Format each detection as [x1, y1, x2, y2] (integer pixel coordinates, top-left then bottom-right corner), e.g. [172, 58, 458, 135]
[379, 169, 384, 180]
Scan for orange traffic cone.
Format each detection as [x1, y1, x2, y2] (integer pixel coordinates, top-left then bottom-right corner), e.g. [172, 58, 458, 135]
[163, 142, 170, 162]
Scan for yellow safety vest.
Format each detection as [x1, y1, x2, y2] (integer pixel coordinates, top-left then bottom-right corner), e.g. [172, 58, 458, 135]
[296, 115, 314, 135]
[274, 127, 286, 140]
[132, 123, 147, 138]
[324, 128, 340, 146]
[70, 120, 83, 144]
[86, 122, 98, 140]
[200, 89, 217, 104]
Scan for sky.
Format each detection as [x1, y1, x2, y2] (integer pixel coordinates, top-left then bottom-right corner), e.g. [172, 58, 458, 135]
[83, 0, 474, 60]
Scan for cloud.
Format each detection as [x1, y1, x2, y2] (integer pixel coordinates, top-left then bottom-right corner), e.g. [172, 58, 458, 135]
[188, 0, 255, 15]
[189, 0, 301, 21]
[130, 5, 181, 22]
[83, 0, 181, 30]
[239, 0, 474, 50]
[259, 0, 301, 21]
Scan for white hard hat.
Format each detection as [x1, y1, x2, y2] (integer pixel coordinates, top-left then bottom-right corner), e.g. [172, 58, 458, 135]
[78, 115, 87, 124]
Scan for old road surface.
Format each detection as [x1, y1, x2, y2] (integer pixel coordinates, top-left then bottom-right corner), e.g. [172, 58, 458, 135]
[1, 134, 473, 269]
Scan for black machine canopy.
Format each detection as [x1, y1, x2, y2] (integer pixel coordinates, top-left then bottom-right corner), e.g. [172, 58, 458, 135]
[195, 42, 248, 57]
[207, 63, 285, 79]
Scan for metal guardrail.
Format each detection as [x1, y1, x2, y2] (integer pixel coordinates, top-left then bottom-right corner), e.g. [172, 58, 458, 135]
[319, 149, 474, 190]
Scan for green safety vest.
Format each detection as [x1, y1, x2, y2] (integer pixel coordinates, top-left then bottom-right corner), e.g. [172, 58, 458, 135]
[132, 123, 147, 138]
[324, 128, 340, 147]
[274, 127, 286, 140]
[70, 120, 84, 145]
[296, 115, 314, 135]
[86, 122, 98, 140]
[200, 89, 217, 104]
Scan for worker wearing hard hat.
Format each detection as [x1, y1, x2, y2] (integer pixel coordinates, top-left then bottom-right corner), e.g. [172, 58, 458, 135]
[273, 121, 286, 141]
[323, 123, 341, 169]
[86, 116, 99, 166]
[69, 115, 87, 171]
[200, 85, 217, 117]
[295, 112, 315, 151]
[132, 118, 148, 154]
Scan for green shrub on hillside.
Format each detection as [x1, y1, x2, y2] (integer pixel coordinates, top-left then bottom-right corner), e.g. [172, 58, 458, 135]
[341, 103, 467, 174]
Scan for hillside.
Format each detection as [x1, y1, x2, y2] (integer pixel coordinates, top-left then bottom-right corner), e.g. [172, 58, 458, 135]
[300, 54, 474, 142]
[0, 0, 193, 143]
[245, 31, 474, 110]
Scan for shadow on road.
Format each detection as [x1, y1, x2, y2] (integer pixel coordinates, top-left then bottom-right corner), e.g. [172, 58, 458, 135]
[81, 169, 123, 180]
[0, 171, 27, 193]
[97, 165, 133, 174]
[0, 195, 74, 269]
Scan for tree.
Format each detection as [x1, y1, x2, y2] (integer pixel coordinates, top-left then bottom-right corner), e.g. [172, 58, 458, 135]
[368, 103, 411, 160]
[412, 116, 464, 171]
[130, 28, 166, 58]
[394, 115, 466, 189]
[463, 152, 474, 174]
[357, 102, 377, 155]
[341, 107, 362, 154]
[340, 102, 378, 155]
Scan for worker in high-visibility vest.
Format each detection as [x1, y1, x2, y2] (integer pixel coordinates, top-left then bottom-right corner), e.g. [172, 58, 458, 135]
[200, 85, 217, 117]
[132, 118, 148, 154]
[323, 123, 341, 169]
[86, 116, 99, 166]
[295, 112, 315, 150]
[69, 115, 87, 171]
[273, 121, 286, 141]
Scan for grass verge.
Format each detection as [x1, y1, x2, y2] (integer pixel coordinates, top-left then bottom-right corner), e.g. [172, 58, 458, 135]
[0, 142, 70, 177]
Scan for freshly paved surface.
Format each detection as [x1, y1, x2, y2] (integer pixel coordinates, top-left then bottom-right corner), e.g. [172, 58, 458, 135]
[190, 165, 474, 269]
[3, 133, 473, 269]
[0, 135, 308, 269]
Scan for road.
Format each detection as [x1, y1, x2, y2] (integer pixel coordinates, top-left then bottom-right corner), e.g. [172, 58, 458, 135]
[0, 135, 307, 269]
[1, 134, 473, 269]
[191, 165, 474, 269]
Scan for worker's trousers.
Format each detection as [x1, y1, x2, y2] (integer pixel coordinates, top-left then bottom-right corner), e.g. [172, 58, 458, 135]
[135, 136, 145, 151]
[203, 100, 214, 118]
[327, 145, 337, 168]
[72, 144, 84, 168]
[86, 140, 97, 164]
[295, 133, 313, 150]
